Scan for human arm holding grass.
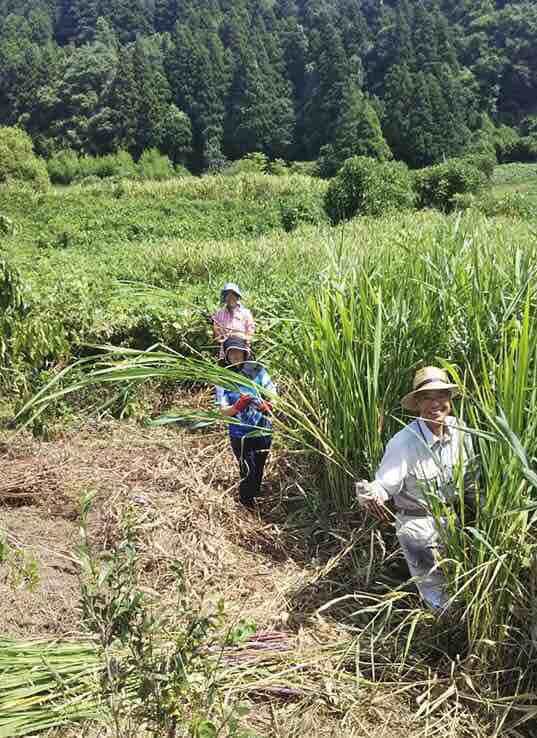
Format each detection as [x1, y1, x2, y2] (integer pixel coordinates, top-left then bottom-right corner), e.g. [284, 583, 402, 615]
[355, 438, 405, 523]
[220, 394, 253, 417]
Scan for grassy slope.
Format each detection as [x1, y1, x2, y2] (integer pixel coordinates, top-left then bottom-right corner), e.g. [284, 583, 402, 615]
[492, 162, 537, 202]
[0, 167, 535, 372]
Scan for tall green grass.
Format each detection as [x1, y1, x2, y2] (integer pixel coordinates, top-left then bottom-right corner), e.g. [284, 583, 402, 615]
[437, 296, 537, 672]
[279, 213, 536, 508]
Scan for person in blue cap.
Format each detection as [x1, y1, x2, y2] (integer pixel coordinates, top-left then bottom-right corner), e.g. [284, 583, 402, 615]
[211, 283, 255, 361]
[215, 337, 276, 508]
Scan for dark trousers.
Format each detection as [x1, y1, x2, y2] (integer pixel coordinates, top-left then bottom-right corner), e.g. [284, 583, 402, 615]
[230, 435, 272, 505]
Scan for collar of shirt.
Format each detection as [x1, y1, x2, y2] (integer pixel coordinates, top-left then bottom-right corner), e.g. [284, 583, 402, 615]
[416, 417, 454, 448]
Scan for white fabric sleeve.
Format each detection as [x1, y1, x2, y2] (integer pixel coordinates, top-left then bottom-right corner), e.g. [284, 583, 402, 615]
[374, 436, 409, 498]
[260, 369, 277, 394]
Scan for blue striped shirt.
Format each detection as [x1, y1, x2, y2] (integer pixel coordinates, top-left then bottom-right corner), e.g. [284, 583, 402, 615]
[215, 364, 276, 438]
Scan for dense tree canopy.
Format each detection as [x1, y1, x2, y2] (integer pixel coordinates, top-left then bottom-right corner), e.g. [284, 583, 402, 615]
[0, 0, 535, 172]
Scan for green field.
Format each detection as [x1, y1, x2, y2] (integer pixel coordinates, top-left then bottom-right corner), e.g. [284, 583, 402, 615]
[2, 164, 537, 737]
[492, 162, 537, 200]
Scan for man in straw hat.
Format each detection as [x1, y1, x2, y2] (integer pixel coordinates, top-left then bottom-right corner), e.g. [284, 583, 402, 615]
[356, 366, 477, 610]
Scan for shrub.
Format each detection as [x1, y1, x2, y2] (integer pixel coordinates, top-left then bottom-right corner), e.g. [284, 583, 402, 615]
[502, 135, 537, 163]
[324, 156, 414, 224]
[268, 158, 288, 176]
[494, 124, 522, 163]
[80, 151, 138, 180]
[462, 152, 496, 180]
[279, 189, 326, 232]
[223, 152, 269, 176]
[48, 150, 138, 183]
[104, 150, 137, 179]
[137, 149, 175, 180]
[317, 129, 392, 179]
[414, 158, 487, 211]
[47, 150, 80, 185]
[288, 160, 319, 177]
[174, 163, 192, 178]
[0, 126, 49, 189]
[468, 118, 537, 166]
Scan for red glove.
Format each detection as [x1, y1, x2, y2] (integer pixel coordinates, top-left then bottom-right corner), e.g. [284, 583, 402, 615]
[233, 395, 252, 413]
[257, 401, 272, 414]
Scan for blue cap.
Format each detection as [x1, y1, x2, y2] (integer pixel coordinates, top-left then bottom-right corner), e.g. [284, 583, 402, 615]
[223, 337, 250, 362]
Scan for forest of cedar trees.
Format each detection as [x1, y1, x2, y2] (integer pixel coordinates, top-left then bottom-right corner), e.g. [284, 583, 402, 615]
[0, 0, 536, 174]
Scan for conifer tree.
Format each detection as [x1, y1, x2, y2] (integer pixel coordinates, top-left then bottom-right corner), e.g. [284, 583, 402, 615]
[107, 44, 138, 152]
[56, 0, 99, 44]
[382, 63, 414, 161]
[303, 19, 348, 158]
[166, 24, 227, 170]
[154, 0, 178, 33]
[318, 77, 391, 177]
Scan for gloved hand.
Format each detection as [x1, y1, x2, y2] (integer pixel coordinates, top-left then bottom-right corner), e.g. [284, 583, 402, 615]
[256, 400, 272, 414]
[233, 394, 252, 413]
[355, 480, 393, 523]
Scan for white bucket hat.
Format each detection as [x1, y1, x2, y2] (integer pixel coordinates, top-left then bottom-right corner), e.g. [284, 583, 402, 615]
[220, 282, 242, 304]
[401, 366, 460, 412]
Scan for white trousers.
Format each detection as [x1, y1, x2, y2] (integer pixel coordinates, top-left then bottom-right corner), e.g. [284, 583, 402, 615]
[395, 513, 448, 610]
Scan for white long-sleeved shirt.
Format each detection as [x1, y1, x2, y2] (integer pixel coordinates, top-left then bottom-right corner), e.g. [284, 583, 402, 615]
[373, 416, 474, 513]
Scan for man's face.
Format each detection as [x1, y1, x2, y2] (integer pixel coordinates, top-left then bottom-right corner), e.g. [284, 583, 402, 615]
[416, 390, 451, 424]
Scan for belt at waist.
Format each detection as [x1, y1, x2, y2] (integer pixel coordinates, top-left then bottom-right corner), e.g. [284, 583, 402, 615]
[396, 507, 431, 518]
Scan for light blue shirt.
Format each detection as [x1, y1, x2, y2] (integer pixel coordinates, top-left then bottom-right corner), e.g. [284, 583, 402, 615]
[374, 416, 474, 512]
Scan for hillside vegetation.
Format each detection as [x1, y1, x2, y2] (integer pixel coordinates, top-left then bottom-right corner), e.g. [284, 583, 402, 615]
[1, 163, 537, 736]
[1, 0, 537, 173]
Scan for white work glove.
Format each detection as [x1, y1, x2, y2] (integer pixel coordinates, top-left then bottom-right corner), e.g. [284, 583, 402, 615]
[355, 480, 393, 523]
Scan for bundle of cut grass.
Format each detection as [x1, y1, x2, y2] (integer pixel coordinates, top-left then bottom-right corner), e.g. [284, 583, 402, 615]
[0, 631, 298, 737]
[0, 638, 107, 737]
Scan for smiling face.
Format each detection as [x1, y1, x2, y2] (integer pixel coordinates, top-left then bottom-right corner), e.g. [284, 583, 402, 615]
[415, 389, 452, 427]
[224, 291, 239, 308]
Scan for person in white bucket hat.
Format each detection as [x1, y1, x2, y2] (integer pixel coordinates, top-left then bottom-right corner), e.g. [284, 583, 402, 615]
[356, 366, 478, 610]
[211, 283, 255, 362]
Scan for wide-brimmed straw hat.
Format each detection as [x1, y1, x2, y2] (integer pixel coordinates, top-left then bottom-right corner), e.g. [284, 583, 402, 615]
[401, 366, 460, 412]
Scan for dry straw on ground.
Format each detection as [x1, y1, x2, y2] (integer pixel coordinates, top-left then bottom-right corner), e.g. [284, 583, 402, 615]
[0, 414, 498, 737]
